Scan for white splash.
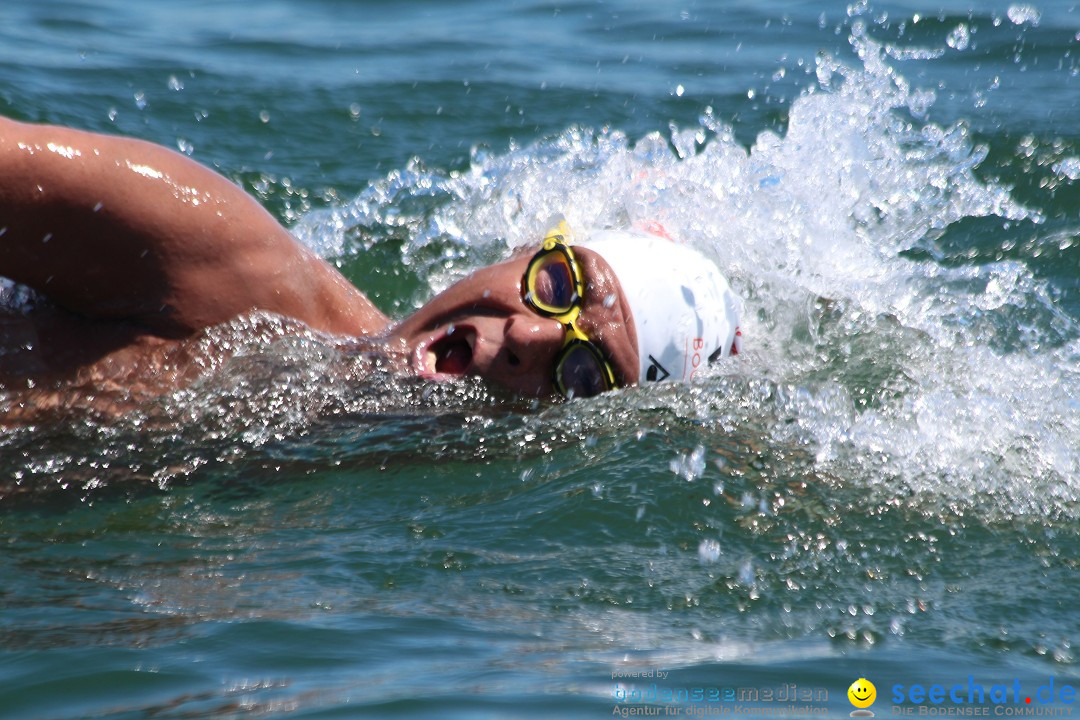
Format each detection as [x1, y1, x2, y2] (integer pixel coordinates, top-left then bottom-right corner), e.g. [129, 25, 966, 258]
[291, 30, 1076, 520]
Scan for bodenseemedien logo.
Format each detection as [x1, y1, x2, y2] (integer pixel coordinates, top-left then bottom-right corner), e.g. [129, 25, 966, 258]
[848, 678, 877, 717]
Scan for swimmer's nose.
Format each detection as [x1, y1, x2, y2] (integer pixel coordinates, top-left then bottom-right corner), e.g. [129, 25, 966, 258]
[499, 314, 564, 377]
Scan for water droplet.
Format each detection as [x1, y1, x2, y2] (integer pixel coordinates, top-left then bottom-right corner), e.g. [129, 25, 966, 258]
[1053, 157, 1080, 181]
[698, 539, 721, 563]
[847, 0, 869, 18]
[669, 445, 707, 481]
[167, 75, 184, 92]
[259, 110, 271, 124]
[946, 23, 970, 51]
[738, 559, 754, 584]
[1007, 4, 1041, 26]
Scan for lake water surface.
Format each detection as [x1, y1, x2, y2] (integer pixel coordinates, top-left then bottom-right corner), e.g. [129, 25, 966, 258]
[1, 0, 1079, 717]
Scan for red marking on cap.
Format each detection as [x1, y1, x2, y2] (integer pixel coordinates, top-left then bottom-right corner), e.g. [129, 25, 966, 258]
[638, 220, 675, 242]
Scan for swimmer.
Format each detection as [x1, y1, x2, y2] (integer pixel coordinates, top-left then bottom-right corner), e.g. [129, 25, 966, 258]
[0, 116, 740, 413]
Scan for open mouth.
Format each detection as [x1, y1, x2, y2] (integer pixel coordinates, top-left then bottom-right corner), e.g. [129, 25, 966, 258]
[421, 326, 476, 377]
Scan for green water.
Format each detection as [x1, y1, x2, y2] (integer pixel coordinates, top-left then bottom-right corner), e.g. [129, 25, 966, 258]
[2, 0, 1079, 718]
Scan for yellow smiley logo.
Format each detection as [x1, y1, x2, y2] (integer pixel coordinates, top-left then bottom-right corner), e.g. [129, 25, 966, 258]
[848, 678, 877, 709]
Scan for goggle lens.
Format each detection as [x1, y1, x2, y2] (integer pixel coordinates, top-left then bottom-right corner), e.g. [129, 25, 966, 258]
[554, 341, 612, 399]
[525, 247, 578, 316]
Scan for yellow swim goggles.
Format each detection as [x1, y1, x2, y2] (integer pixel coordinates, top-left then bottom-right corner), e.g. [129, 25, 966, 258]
[521, 221, 619, 399]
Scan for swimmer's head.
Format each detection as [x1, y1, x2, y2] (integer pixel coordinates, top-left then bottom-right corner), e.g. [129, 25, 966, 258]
[388, 221, 740, 398]
[579, 226, 741, 385]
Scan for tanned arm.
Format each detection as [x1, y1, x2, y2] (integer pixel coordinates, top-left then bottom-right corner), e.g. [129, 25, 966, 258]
[0, 116, 388, 338]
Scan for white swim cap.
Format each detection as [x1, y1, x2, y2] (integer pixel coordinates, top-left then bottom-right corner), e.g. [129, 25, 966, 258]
[581, 226, 741, 385]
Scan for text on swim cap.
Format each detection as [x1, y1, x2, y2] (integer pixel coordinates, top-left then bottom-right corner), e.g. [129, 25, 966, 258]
[686, 337, 732, 381]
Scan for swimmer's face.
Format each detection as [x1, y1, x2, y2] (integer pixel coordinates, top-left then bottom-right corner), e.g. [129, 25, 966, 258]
[388, 246, 638, 397]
